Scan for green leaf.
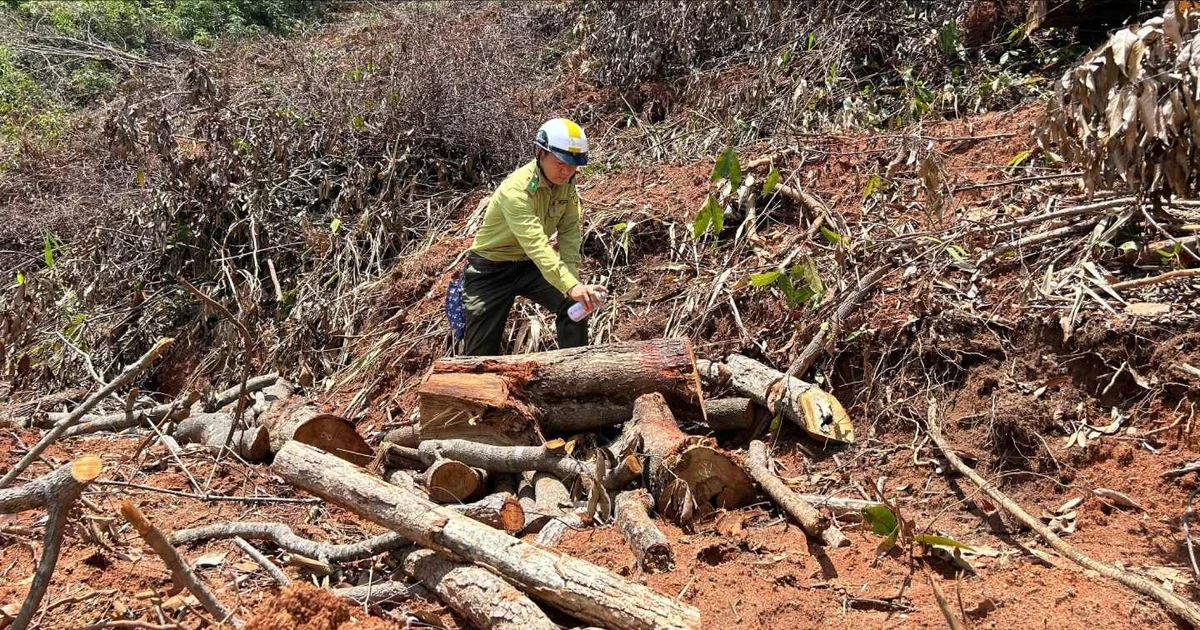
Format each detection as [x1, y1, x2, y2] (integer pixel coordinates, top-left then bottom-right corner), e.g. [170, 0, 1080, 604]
[776, 49, 791, 68]
[806, 33, 816, 50]
[769, 413, 783, 433]
[749, 270, 781, 287]
[862, 505, 899, 538]
[351, 115, 366, 130]
[692, 195, 724, 239]
[793, 256, 825, 299]
[862, 173, 881, 200]
[763, 168, 781, 194]
[914, 534, 973, 550]
[613, 222, 630, 233]
[946, 244, 967, 261]
[42, 230, 58, 269]
[15, 271, 24, 285]
[330, 217, 343, 233]
[1006, 149, 1032, 171]
[1118, 241, 1140, 253]
[935, 21, 962, 59]
[777, 274, 816, 308]
[820, 226, 843, 245]
[711, 147, 742, 191]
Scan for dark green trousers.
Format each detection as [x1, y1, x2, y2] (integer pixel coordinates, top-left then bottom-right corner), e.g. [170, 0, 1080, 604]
[462, 253, 587, 356]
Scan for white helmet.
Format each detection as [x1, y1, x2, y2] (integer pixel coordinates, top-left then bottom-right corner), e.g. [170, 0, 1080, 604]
[535, 118, 589, 167]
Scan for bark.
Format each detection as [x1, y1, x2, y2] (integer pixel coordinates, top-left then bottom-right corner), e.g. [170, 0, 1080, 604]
[616, 394, 755, 524]
[334, 580, 431, 605]
[273, 441, 702, 630]
[745, 441, 848, 547]
[417, 439, 590, 482]
[4, 457, 102, 630]
[603, 454, 642, 491]
[261, 403, 372, 466]
[119, 501, 242, 627]
[172, 412, 270, 461]
[421, 339, 705, 444]
[699, 398, 755, 431]
[383, 468, 416, 492]
[925, 401, 1200, 627]
[395, 547, 557, 630]
[790, 494, 879, 519]
[698, 354, 854, 444]
[234, 537, 290, 585]
[448, 492, 525, 534]
[382, 424, 421, 448]
[615, 490, 673, 573]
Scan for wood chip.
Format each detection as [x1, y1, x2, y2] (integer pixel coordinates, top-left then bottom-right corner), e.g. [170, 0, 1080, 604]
[1093, 488, 1145, 511]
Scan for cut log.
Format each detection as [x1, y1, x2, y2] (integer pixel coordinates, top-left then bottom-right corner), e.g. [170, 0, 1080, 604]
[417, 439, 590, 483]
[745, 441, 847, 547]
[699, 355, 853, 444]
[383, 468, 416, 492]
[698, 398, 756, 431]
[420, 339, 705, 444]
[261, 403, 371, 466]
[378, 443, 426, 469]
[603, 454, 642, 491]
[615, 490, 674, 573]
[449, 492, 525, 534]
[273, 441, 702, 630]
[334, 580, 431, 605]
[616, 393, 756, 524]
[394, 546, 557, 630]
[173, 413, 270, 461]
[416, 460, 485, 503]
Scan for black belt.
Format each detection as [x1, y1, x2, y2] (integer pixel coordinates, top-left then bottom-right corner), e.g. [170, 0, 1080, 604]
[467, 252, 529, 268]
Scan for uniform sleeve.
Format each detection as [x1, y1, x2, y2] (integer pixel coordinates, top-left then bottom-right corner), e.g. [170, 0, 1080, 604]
[497, 187, 580, 294]
[556, 188, 582, 282]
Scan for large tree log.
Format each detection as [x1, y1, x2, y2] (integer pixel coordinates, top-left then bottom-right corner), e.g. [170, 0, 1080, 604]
[697, 398, 756, 431]
[395, 547, 557, 630]
[383, 424, 421, 448]
[698, 355, 853, 444]
[273, 442, 701, 630]
[420, 339, 705, 444]
[616, 394, 755, 524]
[615, 490, 673, 573]
[745, 441, 847, 547]
[3, 457, 102, 630]
[261, 403, 372, 466]
[173, 412, 270, 461]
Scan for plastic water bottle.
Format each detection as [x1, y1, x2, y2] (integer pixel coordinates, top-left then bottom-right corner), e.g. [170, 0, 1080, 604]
[567, 289, 607, 322]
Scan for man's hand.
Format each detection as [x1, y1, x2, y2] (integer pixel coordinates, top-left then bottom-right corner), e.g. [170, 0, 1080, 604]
[568, 283, 608, 311]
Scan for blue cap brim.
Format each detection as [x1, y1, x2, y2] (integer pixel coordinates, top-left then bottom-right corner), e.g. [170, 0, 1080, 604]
[550, 148, 588, 167]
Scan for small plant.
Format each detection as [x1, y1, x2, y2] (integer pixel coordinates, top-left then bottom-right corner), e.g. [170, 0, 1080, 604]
[748, 257, 824, 308]
[693, 146, 742, 239]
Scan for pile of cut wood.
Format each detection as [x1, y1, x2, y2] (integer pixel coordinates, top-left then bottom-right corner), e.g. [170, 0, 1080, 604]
[1, 339, 866, 630]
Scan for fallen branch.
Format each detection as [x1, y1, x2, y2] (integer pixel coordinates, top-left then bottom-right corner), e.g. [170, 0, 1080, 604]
[1112, 268, 1200, 292]
[698, 398, 755, 431]
[173, 413, 270, 461]
[170, 522, 408, 564]
[981, 196, 1136, 232]
[745, 441, 847, 547]
[58, 392, 199, 438]
[615, 490, 673, 573]
[333, 581, 431, 606]
[784, 265, 893, 382]
[417, 439, 590, 482]
[394, 546, 557, 630]
[234, 537, 290, 586]
[3, 457, 103, 630]
[976, 221, 1095, 267]
[273, 441, 702, 630]
[96, 481, 319, 505]
[924, 400, 1200, 627]
[118, 501, 243, 627]
[0, 338, 172, 488]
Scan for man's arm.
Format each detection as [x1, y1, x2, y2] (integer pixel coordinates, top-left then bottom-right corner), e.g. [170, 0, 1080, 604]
[556, 189, 582, 282]
[497, 188, 579, 294]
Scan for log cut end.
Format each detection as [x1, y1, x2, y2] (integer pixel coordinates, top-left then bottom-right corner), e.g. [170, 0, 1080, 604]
[241, 426, 272, 462]
[266, 405, 373, 467]
[70, 456, 103, 483]
[423, 460, 483, 503]
[672, 445, 756, 517]
[495, 495, 526, 534]
[797, 388, 854, 444]
[417, 372, 539, 446]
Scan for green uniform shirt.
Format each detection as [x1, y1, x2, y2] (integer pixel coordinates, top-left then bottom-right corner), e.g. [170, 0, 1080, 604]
[469, 159, 582, 294]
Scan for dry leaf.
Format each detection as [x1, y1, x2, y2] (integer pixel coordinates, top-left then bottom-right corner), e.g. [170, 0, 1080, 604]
[714, 510, 747, 538]
[1093, 488, 1146, 511]
[1125, 302, 1172, 316]
[193, 550, 228, 569]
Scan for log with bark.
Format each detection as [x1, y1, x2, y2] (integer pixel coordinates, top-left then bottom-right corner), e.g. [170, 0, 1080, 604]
[394, 546, 557, 630]
[416, 460, 485, 503]
[383, 424, 421, 448]
[172, 412, 270, 461]
[1, 456, 102, 630]
[416, 439, 591, 483]
[698, 354, 853, 444]
[615, 490, 674, 573]
[418, 339, 705, 444]
[614, 393, 755, 524]
[273, 441, 702, 630]
[745, 441, 847, 547]
[261, 403, 372, 466]
[696, 398, 756, 431]
[171, 521, 409, 564]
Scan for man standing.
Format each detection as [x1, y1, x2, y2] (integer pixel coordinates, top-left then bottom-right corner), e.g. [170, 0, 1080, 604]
[461, 118, 607, 356]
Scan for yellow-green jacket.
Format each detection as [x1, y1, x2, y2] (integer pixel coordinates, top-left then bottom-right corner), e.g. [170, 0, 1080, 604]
[469, 160, 581, 294]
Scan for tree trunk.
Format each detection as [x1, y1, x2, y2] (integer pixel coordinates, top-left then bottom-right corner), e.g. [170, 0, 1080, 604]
[394, 547, 558, 630]
[383, 424, 421, 448]
[615, 394, 755, 525]
[273, 441, 701, 630]
[699, 398, 755, 431]
[615, 490, 673, 573]
[416, 460, 485, 503]
[261, 403, 372, 466]
[173, 413, 270, 461]
[698, 355, 853, 444]
[419, 339, 705, 444]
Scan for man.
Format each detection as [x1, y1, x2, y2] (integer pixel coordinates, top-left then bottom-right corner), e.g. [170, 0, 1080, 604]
[460, 118, 607, 356]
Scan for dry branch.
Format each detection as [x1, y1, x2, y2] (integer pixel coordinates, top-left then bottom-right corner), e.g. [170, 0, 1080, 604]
[417, 439, 590, 482]
[118, 501, 242, 627]
[1112, 268, 1200, 291]
[234, 537, 290, 586]
[273, 441, 702, 630]
[173, 413, 270, 461]
[615, 490, 674, 573]
[745, 441, 847, 547]
[3, 457, 102, 630]
[394, 546, 557, 630]
[924, 400, 1200, 627]
[170, 522, 408, 564]
[0, 338, 172, 489]
[784, 265, 892, 383]
[333, 581, 431, 605]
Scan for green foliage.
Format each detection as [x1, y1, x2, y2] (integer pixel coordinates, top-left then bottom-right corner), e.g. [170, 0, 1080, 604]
[934, 20, 962, 60]
[820, 226, 843, 246]
[862, 504, 900, 553]
[762, 167, 780, 194]
[692, 195, 724, 238]
[711, 146, 741, 191]
[913, 534, 971, 550]
[749, 258, 824, 308]
[861, 173, 882, 200]
[42, 230, 61, 269]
